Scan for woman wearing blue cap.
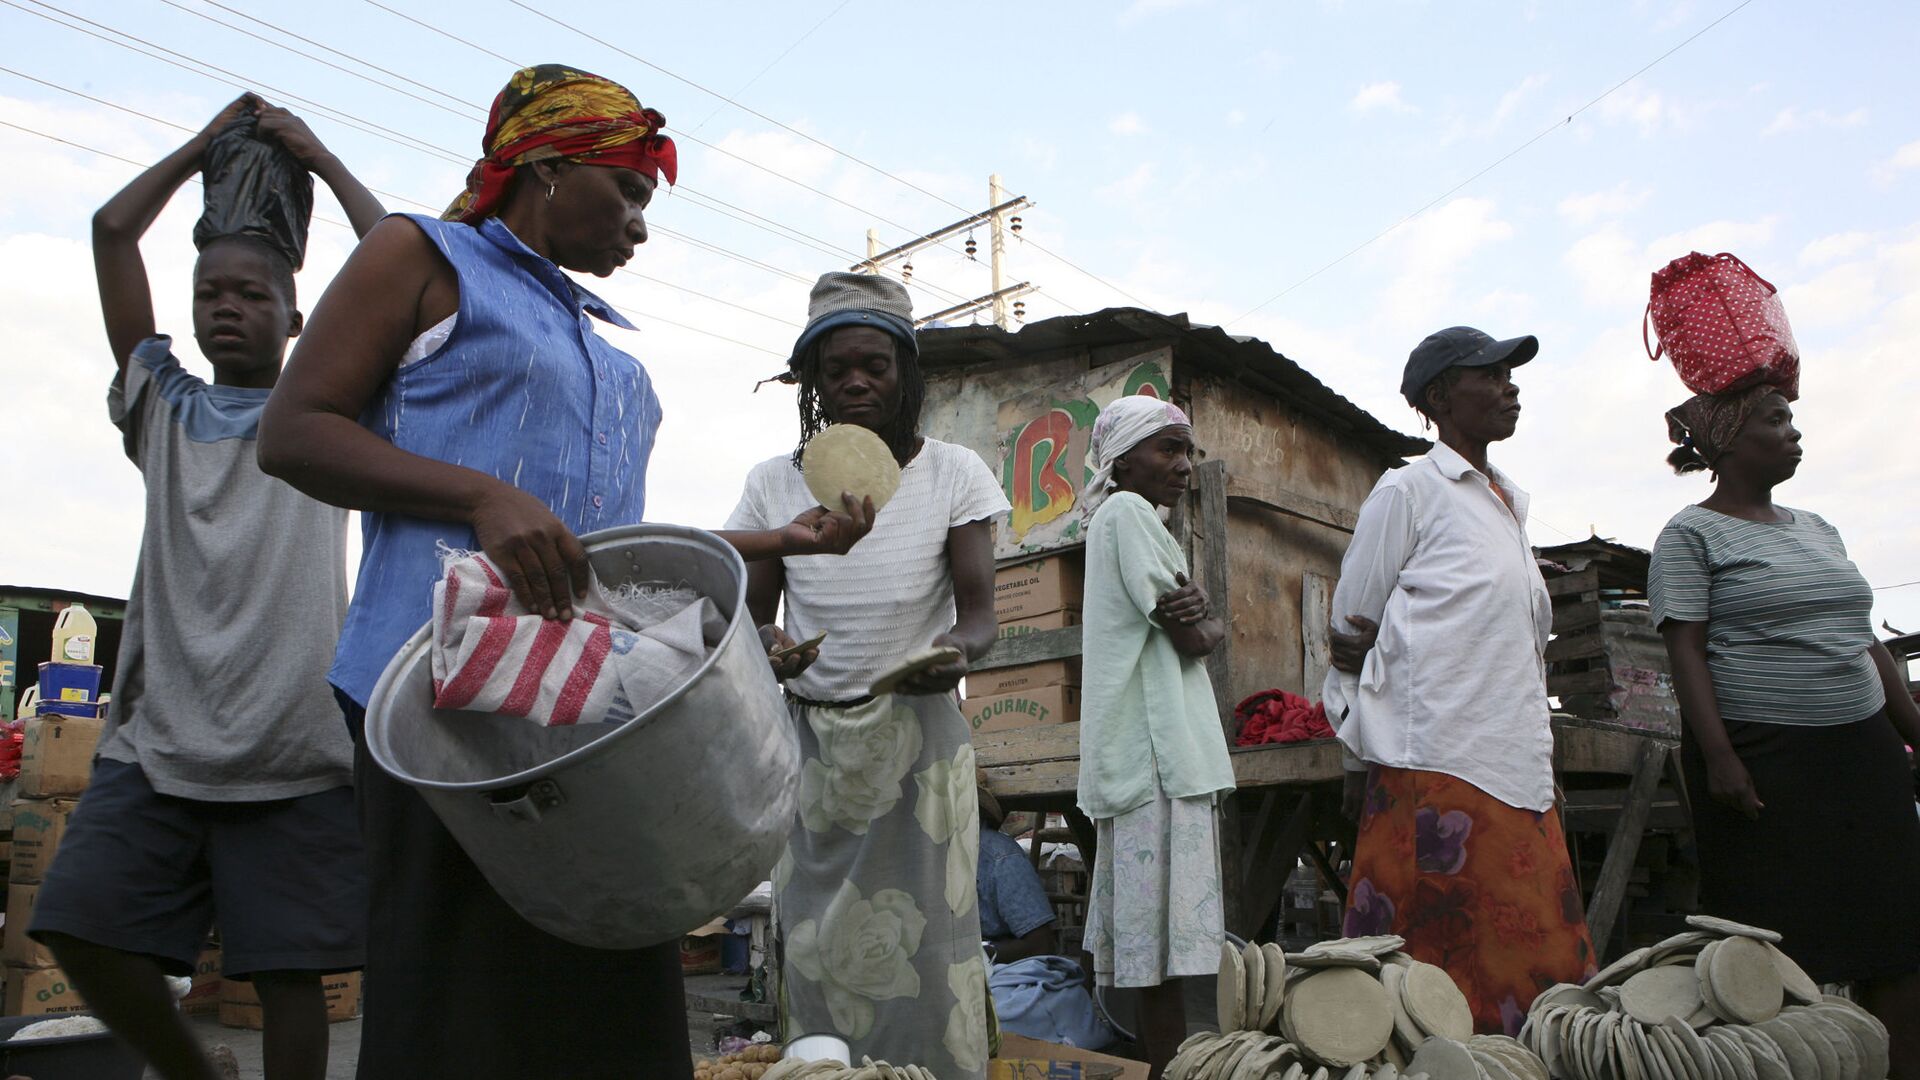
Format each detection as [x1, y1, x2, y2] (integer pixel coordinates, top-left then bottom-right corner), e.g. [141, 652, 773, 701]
[1322, 327, 1595, 1035]
[727, 272, 1007, 1077]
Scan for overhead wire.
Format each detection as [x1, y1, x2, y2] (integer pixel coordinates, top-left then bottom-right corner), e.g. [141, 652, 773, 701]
[5, 0, 469, 165]
[499, 1, 1152, 310]
[0, 79, 797, 332]
[119, 0, 977, 306]
[10, 1, 1041, 329]
[344, 0, 987, 308]
[1, 10, 855, 313]
[683, 0, 856, 136]
[0, 116, 788, 355]
[1232, 0, 1759, 323]
[156, 0, 482, 121]
[183, 0, 477, 113]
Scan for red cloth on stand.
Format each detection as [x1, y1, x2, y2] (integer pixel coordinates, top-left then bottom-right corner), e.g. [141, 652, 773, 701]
[1233, 689, 1334, 747]
[0, 719, 24, 780]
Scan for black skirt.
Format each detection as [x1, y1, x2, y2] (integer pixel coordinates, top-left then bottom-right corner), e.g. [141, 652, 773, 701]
[340, 695, 693, 1080]
[1682, 707, 1920, 984]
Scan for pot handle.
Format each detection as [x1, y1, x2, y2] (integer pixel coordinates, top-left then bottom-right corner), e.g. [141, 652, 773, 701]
[490, 778, 565, 823]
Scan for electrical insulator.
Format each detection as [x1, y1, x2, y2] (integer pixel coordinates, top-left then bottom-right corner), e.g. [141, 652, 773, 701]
[1013, 299, 1026, 321]
[965, 236, 977, 258]
[1009, 215, 1023, 234]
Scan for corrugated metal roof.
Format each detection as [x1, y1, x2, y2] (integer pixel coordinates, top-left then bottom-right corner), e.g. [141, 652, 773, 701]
[917, 307, 1429, 461]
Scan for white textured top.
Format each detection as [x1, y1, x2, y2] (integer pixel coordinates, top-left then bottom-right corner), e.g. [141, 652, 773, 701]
[726, 438, 1010, 701]
[1320, 440, 1557, 811]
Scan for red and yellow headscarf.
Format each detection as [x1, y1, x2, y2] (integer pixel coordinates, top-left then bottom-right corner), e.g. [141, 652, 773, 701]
[442, 64, 678, 223]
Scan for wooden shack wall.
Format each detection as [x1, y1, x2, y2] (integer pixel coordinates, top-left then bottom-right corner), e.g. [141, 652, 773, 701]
[919, 337, 1399, 702]
[919, 341, 1179, 492]
[1186, 372, 1390, 700]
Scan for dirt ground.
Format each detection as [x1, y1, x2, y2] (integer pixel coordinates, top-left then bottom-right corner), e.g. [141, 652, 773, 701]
[170, 1010, 737, 1078]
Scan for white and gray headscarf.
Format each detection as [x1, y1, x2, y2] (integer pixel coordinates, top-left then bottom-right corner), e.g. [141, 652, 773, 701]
[1082, 395, 1194, 520]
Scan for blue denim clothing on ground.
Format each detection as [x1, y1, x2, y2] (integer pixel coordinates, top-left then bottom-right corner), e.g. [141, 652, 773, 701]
[329, 213, 663, 705]
[988, 956, 1116, 1050]
[978, 826, 1056, 941]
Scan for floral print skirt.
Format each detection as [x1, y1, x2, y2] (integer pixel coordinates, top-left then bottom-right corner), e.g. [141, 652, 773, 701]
[775, 693, 989, 1079]
[1343, 765, 1596, 1035]
[1085, 786, 1224, 989]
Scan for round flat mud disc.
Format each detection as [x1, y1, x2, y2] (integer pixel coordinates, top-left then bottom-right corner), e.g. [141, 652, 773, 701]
[802, 424, 902, 513]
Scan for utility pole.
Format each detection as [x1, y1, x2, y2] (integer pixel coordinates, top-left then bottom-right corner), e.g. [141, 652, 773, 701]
[988, 174, 1009, 328]
[852, 176, 1037, 329]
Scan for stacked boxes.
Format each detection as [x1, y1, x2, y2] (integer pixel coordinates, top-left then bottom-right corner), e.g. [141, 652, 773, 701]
[218, 971, 361, 1029]
[4, 681, 104, 1016]
[965, 553, 1085, 735]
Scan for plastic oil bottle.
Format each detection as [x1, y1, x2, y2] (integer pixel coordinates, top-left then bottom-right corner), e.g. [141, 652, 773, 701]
[51, 604, 97, 664]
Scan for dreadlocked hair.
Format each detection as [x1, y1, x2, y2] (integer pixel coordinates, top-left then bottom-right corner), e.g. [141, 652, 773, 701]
[787, 337, 926, 470]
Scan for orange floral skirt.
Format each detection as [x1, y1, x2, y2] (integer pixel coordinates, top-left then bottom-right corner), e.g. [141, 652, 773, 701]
[1342, 765, 1597, 1035]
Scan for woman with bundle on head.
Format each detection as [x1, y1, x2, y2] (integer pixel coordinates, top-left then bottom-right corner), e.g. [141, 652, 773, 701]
[1651, 384, 1920, 1076]
[259, 66, 871, 1078]
[726, 272, 1007, 1077]
[1076, 395, 1234, 1079]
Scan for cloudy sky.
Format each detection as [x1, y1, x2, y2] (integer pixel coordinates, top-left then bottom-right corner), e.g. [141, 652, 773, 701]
[4, 0, 1918, 631]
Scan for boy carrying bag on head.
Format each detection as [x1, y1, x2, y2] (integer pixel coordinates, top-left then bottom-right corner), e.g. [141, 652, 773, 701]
[28, 93, 383, 1080]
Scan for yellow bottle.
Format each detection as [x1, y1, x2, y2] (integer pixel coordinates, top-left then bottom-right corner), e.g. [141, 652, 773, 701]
[51, 604, 97, 664]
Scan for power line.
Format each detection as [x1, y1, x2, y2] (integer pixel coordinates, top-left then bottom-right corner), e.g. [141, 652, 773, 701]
[0, 64, 440, 217]
[348, 1, 988, 306]
[2, 14, 853, 306]
[6, 0, 469, 165]
[1233, 0, 1758, 323]
[0, 118, 784, 355]
[496, 2, 1147, 312]
[685, 0, 856, 136]
[0, 118, 351, 233]
[1875, 580, 1920, 593]
[184, 0, 478, 114]
[506, 0, 969, 217]
[360, 0, 516, 66]
[156, 0, 480, 121]
[146, 0, 972, 306]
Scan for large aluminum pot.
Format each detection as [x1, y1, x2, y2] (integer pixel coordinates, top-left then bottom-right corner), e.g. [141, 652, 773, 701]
[363, 524, 798, 949]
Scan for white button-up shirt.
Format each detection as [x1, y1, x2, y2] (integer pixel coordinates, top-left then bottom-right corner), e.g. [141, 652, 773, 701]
[1321, 441, 1556, 811]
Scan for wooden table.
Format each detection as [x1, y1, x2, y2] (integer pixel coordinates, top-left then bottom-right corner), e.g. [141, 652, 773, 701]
[974, 714, 1676, 954]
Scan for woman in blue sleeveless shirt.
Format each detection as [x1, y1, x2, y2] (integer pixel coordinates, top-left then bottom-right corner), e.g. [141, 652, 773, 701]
[261, 66, 869, 1079]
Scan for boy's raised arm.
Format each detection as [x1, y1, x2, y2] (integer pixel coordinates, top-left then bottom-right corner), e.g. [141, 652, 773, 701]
[256, 106, 386, 238]
[93, 93, 260, 377]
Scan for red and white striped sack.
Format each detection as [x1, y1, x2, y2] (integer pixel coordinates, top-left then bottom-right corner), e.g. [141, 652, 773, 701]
[429, 553, 719, 727]
[1644, 251, 1800, 399]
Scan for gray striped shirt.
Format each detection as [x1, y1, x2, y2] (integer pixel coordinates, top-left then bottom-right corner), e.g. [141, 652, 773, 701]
[1649, 505, 1884, 726]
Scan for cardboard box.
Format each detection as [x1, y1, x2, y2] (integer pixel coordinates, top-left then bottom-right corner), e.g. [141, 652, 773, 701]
[181, 948, 223, 1016]
[994, 554, 1084, 622]
[680, 919, 724, 976]
[9, 797, 78, 884]
[218, 971, 360, 1028]
[4, 963, 87, 1016]
[964, 685, 1080, 736]
[994, 1034, 1149, 1080]
[4, 882, 57, 968]
[969, 657, 1082, 699]
[996, 610, 1082, 640]
[18, 715, 104, 798]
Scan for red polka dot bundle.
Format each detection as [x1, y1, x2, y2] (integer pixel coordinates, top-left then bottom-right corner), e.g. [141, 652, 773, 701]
[1644, 251, 1801, 399]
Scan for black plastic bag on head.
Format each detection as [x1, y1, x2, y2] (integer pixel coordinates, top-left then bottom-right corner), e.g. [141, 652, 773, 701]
[192, 111, 314, 270]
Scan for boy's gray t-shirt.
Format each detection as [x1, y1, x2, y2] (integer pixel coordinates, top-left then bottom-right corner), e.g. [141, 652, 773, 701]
[98, 335, 354, 800]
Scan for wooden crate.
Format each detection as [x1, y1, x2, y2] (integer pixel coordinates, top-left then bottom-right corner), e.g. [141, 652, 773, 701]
[1541, 542, 1681, 739]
